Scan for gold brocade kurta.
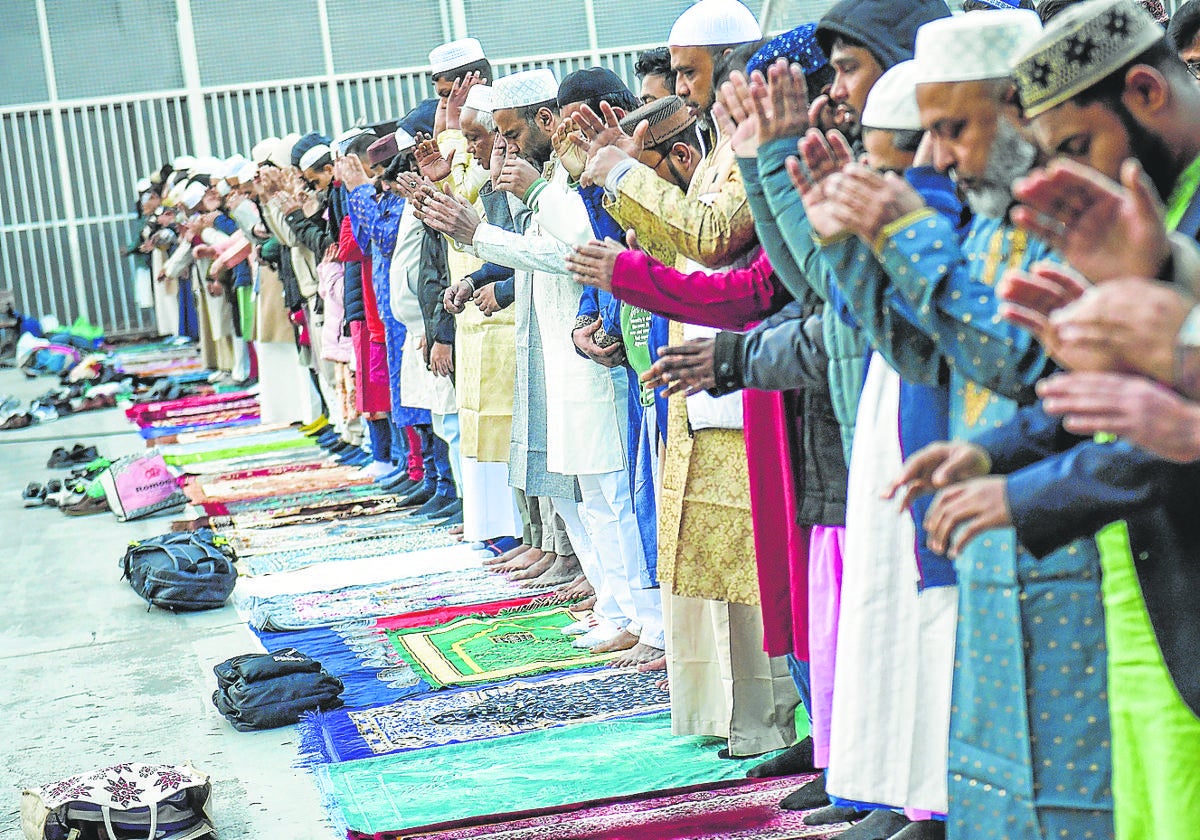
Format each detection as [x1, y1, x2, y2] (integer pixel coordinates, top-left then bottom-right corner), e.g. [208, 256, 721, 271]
[437, 129, 516, 463]
[656, 320, 759, 606]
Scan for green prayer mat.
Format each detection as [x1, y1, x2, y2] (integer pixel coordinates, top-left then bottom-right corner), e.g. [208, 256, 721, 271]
[162, 436, 315, 466]
[315, 712, 760, 833]
[387, 606, 617, 688]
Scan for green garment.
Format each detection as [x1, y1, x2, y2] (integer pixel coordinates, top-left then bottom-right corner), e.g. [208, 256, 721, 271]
[1096, 523, 1200, 840]
[315, 712, 760, 833]
[1100, 160, 1200, 840]
[620, 304, 654, 407]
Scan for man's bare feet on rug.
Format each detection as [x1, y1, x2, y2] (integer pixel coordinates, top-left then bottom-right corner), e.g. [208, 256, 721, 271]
[574, 595, 597, 611]
[637, 654, 667, 673]
[609, 643, 665, 668]
[561, 575, 594, 600]
[510, 551, 556, 581]
[498, 546, 543, 573]
[590, 628, 638, 654]
[525, 553, 582, 589]
[655, 677, 669, 691]
[485, 542, 529, 567]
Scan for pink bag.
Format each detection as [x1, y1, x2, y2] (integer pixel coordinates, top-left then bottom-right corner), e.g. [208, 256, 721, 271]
[98, 449, 187, 521]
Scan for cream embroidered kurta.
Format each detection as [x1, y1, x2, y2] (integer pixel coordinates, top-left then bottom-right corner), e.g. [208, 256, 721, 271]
[438, 131, 516, 463]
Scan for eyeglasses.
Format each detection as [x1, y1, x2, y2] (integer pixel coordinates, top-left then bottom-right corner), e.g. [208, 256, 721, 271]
[1188, 61, 1200, 80]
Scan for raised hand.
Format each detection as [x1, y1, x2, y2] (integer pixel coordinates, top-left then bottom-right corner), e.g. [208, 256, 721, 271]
[565, 237, 628, 292]
[489, 135, 507, 189]
[753, 59, 811, 144]
[446, 71, 483, 131]
[552, 117, 588, 181]
[640, 338, 717, 397]
[826, 163, 925, 244]
[1011, 158, 1170, 283]
[788, 128, 855, 238]
[572, 101, 646, 159]
[414, 132, 456, 183]
[997, 262, 1091, 358]
[417, 188, 482, 245]
[495, 144, 542, 198]
[713, 71, 764, 158]
[885, 440, 992, 511]
[334, 154, 370, 190]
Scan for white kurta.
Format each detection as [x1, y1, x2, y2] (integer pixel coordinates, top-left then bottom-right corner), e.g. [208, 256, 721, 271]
[826, 355, 956, 814]
[472, 163, 623, 477]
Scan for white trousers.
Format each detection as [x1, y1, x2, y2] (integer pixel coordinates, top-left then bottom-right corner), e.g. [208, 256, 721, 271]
[460, 455, 520, 542]
[578, 470, 665, 649]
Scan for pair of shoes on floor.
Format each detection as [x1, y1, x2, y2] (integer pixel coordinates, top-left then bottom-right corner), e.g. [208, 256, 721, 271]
[60, 493, 109, 516]
[408, 494, 463, 524]
[0, 412, 33, 430]
[22, 482, 48, 507]
[47, 443, 99, 469]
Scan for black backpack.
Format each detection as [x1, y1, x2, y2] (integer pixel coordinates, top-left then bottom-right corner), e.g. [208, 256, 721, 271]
[121, 529, 237, 612]
[211, 649, 344, 731]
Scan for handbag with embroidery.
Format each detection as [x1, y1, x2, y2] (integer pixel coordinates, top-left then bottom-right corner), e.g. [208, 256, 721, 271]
[20, 762, 214, 840]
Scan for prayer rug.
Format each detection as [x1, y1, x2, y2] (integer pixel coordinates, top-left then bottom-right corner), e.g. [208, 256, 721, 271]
[162, 436, 315, 466]
[245, 567, 551, 631]
[360, 776, 842, 839]
[224, 496, 413, 528]
[300, 669, 670, 763]
[240, 527, 460, 576]
[179, 449, 330, 476]
[313, 713, 765, 834]
[227, 512, 436, 556]
[386, 605, 617, 688]
[219, 483, 388, 514]
[186, 468, 377, 505]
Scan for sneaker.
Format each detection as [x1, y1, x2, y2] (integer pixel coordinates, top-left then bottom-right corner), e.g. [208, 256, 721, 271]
[30, 403, 58, 423]
[22, 483, 44, 507]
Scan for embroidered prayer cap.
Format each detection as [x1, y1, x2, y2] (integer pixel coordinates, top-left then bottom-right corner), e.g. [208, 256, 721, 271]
[746, 22, 827, 77]
[911, 8, 1042, 85]
[1012, 0, 1165, 118]
[862, 60, 923, 131]
[491, 69, 559, 111]
[251, 137, 279, 165]
[618, 95, 698, 147]
[669, 0, 762, 47]
[429, 38, 486, 75]
[1139, 0, 1169, 24]
[971, 0, 1023, 8]
[291, 130, 332, 168]
[557, 67, 631, 108]
[298, 144, 333, 171]
[464, 83, 493, 113]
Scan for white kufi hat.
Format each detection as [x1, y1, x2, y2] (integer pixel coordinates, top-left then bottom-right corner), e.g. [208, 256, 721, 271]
[912, 9, 1042, 85]
[491, 69, 559, 111]
[862, 60, 923, 131]
[668, 0, 762, 47]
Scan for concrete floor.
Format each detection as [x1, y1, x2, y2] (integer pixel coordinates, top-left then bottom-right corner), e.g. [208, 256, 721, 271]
[0, 369, 334, 839]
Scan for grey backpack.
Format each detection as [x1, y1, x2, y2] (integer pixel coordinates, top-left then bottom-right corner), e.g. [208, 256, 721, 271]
[121, 530, 237, 612]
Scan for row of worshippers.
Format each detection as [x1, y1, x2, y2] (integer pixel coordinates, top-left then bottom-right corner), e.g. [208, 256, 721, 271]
[126, 0, 1200, 837]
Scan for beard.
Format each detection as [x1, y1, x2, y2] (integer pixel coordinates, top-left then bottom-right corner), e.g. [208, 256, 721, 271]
[1115, 103, 1178, 200]
[522, 132, 553, 169]
[956, 118, 1037, 219]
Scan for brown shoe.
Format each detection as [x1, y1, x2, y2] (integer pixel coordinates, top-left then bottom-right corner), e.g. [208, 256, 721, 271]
[62, 495, 110, 516]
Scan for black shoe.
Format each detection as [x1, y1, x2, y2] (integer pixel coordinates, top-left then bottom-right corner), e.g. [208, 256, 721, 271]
[409, 497, 463, 524]
[67, 444, 98, 464]
[803, 804, 871, 826]
[411, 492, 454, 517]
[748, 735, 816, 778]
[395, 485, 435, 508]
[435, 508, 464, 527]
[22, 483, 44, 507]
[780, 771, 830, 811]
[46, 447, 75, 468]
[382, 476, 421, 495]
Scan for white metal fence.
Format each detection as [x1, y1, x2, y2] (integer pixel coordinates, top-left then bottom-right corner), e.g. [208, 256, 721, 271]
[0, 0, 853, 332]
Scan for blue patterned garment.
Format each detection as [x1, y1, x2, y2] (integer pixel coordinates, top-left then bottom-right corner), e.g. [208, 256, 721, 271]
[746, 22, 828, 78]
[346, 185, 430, 427]
[820, 211, 1114, 840]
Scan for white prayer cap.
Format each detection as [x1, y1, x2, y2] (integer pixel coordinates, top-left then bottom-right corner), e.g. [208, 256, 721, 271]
[268, 133, 301, 168]
[429, 38, 486, 75]
[668, 0, 762, 47]
[334, 126, 364, 156]
[911, 9, 1041, 85]
[299, 143, 332, 171]
[862, 60, 923, 131]
[172, 154, 196, 171]
[180, 181, 207, 210]
[491, 69, 559, 111]
[234, 161, 258, 183]
[135, 177, 152, 193]
[395, 129, 417, 154]
[220, 154, 248, 179]
[216, 180, 232, 197]
[464, 83, 493, 114]
[189, 156, 223, 176]
[251, 137, 279, 164]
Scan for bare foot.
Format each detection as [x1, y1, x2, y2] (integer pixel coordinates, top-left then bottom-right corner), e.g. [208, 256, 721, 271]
[555, 574, 587, 598]
[498, 547, 543, 573]
[574, 595, 597, 611]
[525, 554, 582, 589]
[610, 643, 665, 668]
[449, 525, 464, 537]
[510, 552, 555, 581]
[486, 543, 530, 568]
[590, 628, 638, 654]
[564, 576, 595, 600]
[655, 677, 669, 691]
[637, 654, 667, 673]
